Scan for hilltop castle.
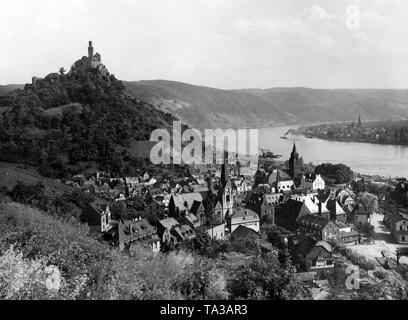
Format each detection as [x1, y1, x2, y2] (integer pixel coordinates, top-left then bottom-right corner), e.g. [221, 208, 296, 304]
[87, 41, 103, 69]
[31, 41, 110, 86]
[69, 41, 109, 76]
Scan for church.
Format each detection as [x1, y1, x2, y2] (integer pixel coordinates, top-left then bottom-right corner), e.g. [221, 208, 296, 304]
[288, 142, 304, 182]
[218, 150, 234, 220]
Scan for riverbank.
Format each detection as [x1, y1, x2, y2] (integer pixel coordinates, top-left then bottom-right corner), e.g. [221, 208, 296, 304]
[258, 126, 408, 179]
[301, 134, 408, 147]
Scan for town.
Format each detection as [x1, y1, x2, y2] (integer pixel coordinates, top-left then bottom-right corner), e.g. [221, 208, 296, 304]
[56, 136, 408, 298]
[299, 115, 408, 146]
[1, 40, 408, 301]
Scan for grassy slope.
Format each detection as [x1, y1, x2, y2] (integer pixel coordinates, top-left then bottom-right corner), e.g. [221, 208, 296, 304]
[0, 162, 73, 196]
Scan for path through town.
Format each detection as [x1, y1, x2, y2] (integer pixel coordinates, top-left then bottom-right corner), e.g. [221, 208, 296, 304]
[349, 212, 408, 264]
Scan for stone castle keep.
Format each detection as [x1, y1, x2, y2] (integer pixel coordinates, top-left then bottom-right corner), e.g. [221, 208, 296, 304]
[31, 41, 109, 85]
[87, 41, 104, 70]
[72, 40, 108, 76]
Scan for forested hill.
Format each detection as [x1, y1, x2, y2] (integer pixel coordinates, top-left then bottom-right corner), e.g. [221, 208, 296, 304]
[0, 84, 24, 96]
[125, 80, 408, 128]
[0, 56, 175, 178]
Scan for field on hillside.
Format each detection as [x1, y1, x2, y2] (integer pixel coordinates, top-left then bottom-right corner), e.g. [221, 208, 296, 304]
[0, 162, 73, 197]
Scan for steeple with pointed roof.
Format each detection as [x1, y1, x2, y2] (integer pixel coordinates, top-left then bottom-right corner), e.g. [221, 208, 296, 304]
[291, 142, 298, 155]
[357, 114, 362, 127]
[289, 142, 303, 179]
[221, 149, 229, 188]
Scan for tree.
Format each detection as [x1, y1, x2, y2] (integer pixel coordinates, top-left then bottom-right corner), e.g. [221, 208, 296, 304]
[172, 260, 227, 300]
[59, 67, 66, 75]
[315, 163, 353, 184]
[227, 252, 310, 300]
[357, 192, 378, 215]
[179, 229, 228, 258]
[0, 246, 86, 300]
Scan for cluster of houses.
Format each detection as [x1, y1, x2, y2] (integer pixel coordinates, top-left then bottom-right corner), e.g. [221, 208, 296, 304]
[67, 143, 377, 274]
[304, 115, 407, 145]
[242, 143, 373, 272]
[66, 151, 258, 253]
[381, 198, 408, 244]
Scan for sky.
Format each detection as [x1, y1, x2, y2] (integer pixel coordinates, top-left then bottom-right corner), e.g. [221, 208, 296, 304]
[1, 0, 408, 89]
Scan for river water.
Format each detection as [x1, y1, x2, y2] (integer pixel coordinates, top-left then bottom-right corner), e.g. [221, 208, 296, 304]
[258, 125, 408, 178]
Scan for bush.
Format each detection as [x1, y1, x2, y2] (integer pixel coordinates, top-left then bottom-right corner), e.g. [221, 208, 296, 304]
[0, 202, 111, 298]
[227, 252, 310, 300]
[171, 259, 228, 300]
[0, 246, 87, 299]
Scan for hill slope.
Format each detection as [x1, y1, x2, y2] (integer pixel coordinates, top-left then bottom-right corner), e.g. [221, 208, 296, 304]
[125, 80, 408, 128]
[0, 54, 175, 178]
[0, 84, 24, 96]
[0, 162, 73, 196]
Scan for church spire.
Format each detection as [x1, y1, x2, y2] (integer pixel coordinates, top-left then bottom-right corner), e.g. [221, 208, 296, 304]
[357, 114, 362, 127]
[291, 142, 297, 155]
[221, 149, 229, 187]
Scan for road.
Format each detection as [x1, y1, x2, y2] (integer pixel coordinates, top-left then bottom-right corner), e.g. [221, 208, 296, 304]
[348, 212, 408, 264]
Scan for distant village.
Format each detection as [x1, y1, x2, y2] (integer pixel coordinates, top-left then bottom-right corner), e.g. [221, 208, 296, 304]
[301, 115, 408, 145]
[61, 139, 408, 279]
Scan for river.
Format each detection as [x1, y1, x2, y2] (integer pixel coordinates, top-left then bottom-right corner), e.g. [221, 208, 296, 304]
[258, 125, 408, 179]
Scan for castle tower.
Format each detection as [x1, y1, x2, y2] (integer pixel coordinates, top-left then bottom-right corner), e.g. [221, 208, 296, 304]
[289, 142, 303, 178]
[88, 41, 94, 59]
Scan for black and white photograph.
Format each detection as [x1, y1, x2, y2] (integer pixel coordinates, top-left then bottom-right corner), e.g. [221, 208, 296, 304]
[1, 0, 408, 307]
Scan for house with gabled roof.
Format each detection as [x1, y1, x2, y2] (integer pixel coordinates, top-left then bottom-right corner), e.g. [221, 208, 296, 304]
[230, 225, 259, 242]
[169, 192, 203, 219]
[157, 217, 196, 244]
[103, 217, 161, 252]
[260, 193, 279, 223]
[301, 173, 325, 191]
[229, 208, 260, 233]
[326, 197, 347, 222]
[80, 198, 112, 233]
[297, 215, 339, 241]
[145, 198, 167, 219]
[157, 217, 180, 244]
[204, 223, 226, 240]
[298, 197, 330, 220]
[351, 202, 371, 227]
[295, 235, 334, 272]
[183, 212, 201, 230]
[268, 169, 295, 193]
[389, 209, 408, 243]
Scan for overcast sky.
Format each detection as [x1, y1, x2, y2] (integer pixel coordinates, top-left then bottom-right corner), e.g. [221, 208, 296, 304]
[1, 0, 408, 89]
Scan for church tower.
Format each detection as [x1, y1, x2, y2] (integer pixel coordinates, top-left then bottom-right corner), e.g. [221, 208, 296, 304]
[357, 114, 362, 128]
[236, 154, 241, 177]
[219, 149, 233, 220]
[221, 149, 229, 187]
[88, 41, 94, 59]
[289, 142, 303, 178]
